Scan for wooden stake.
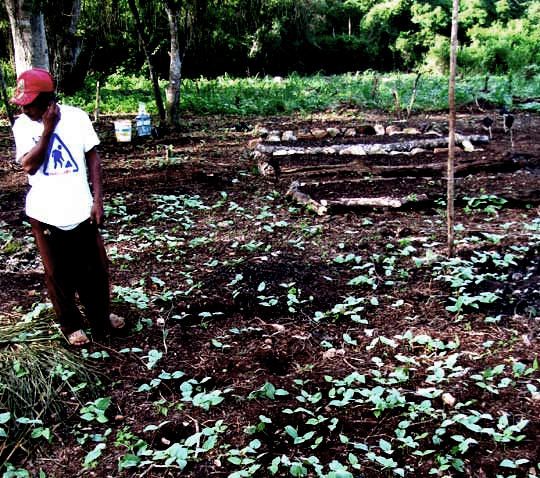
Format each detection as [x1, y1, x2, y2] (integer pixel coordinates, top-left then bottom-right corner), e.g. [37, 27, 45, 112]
[393, 89, 401, 120]
[406, 73, 421, 119]
[371, 75, 379, 100]
[94, 80, 100, 122]
[447, 0, 459, 257]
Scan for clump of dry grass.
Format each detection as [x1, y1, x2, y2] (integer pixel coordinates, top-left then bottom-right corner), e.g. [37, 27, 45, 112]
[0, 309, 103, 464]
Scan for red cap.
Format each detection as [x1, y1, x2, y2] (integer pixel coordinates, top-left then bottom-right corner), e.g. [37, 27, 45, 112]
[10, 68, 54, 106]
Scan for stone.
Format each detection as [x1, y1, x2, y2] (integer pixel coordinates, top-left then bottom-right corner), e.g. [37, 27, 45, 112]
[322, 347, 345, 359]
[326, 127, 340, 137]
[311, 128, 328, 139]
[461, 139, 475, 152]
[247, 138, 262, 148]
[282, 130, 297, 141]
[254, 125, 269, 137]
[297, 129, 313, 139]
[344, 128, 357, 137]
[386, 125, 402, 135]
[374, 124, 386, 135]
[267, 132, 281, 142]
[442, 392, 456, 407]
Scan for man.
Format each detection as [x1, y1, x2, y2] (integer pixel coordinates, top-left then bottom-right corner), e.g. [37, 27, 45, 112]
[11, 68, 124, 345]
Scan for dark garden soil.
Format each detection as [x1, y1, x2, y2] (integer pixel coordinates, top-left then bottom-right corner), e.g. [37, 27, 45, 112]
[0, 107, 539, 477]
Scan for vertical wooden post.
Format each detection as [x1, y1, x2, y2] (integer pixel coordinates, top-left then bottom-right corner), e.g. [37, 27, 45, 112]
[371, 75, 379, 100]
[94, 80, 100, 122]
[393, 89, 401, 120]
[406, 73, 421, 119]
[447, 0, 459, 257]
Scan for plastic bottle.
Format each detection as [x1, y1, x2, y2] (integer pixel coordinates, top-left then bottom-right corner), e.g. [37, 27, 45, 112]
[135, 103, 151, 137]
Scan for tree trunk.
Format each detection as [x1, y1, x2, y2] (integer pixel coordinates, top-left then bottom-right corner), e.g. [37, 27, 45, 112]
[44, 0, 82, 94]
[164, 0, 182, 125]
[5, 0, 49, 76]
[127, 0, 166, 122]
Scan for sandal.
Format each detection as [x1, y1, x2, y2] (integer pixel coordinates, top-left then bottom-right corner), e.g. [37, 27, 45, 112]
[67, 329, 90, 346]
[109, 313, 125, 329]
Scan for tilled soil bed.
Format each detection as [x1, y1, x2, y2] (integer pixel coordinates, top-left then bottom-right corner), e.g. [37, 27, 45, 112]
[0, 109, 538, 478]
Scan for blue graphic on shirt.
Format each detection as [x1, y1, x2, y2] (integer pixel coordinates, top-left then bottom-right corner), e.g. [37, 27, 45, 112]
[43, 134, 79, 176]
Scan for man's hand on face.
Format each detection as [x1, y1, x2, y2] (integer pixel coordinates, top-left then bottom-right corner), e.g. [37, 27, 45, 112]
[42, 101, 61, 134]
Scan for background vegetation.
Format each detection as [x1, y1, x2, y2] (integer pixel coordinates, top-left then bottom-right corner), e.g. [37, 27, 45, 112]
[2, 70, 540, 118]
[2, 0, 540, 93]
[39, 70, 540, 117]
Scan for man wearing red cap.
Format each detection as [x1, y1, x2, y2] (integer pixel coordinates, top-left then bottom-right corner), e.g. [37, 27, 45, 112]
[11, 68, 124, 345]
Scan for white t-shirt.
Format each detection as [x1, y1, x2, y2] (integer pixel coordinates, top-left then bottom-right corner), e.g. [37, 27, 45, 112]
[12, 104, 100, 228]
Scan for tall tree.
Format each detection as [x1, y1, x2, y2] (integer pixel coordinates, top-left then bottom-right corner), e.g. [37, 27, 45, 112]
[162, 0, 203, 124]
[43, 0, 82, 94]
[127, 0, 166, 121]
[164, 0, 182, 124]
[5, 0, 49, 75]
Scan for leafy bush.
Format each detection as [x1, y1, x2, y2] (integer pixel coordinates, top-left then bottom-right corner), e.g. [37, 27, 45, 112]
[461, 19, 540, 74]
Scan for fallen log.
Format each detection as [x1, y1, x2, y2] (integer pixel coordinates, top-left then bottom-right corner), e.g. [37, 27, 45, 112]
[286, 180, 429, 214]
[274, 159, 368, 176]
[326, 194, 428, 208]
[262, 150, 538, 179]
[374, 153, 538, 177]
[255, 134, 489, 156]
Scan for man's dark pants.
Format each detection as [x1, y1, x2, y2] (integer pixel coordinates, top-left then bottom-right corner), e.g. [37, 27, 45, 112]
[30, 218, 110, 337]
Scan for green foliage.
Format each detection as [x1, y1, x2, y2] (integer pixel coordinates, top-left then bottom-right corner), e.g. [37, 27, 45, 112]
[62, 69, 540, 117]
[461, 15, 540, 73]
[1, 0, 540, 100]
[80, 397, 111, 424]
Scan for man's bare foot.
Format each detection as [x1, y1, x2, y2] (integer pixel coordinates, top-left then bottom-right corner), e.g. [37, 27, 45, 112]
[109, 313, 125, 329]
[67, 329, 90, 346]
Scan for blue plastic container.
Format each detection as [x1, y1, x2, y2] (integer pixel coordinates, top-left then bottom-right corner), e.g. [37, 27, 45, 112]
[135, 104, 151, 137]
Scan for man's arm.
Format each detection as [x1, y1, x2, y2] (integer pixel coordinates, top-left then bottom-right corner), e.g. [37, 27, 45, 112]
[20, 102, 60, 175]
[86, 146, 104, 226]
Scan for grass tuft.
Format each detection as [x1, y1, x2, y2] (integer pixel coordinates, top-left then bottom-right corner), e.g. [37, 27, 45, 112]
[0, 311, 103, 465]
